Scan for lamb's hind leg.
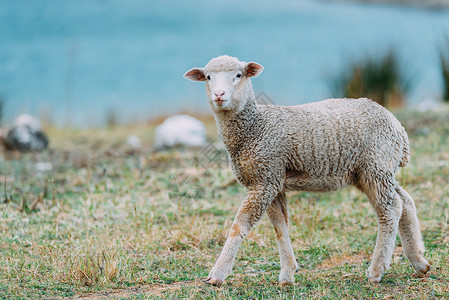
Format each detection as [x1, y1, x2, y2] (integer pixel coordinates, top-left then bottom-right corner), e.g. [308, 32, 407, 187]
[359, 176, 402, 282]
[396, 186, 430, 274]
[266, 191, 298, 286]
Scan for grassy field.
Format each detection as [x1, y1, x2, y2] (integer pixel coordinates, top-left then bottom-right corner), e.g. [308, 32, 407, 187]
[0, 107, 448, 299]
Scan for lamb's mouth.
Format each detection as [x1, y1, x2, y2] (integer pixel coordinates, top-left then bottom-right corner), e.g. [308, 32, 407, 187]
[214, 99, 227, 105]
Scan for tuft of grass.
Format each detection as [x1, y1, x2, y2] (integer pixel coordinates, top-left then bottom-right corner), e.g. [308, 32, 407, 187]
[106, 107, 119, 128]
[439, 37, 449, 103]
[331, 49, 411, 108]
[70, 250, 120, 286]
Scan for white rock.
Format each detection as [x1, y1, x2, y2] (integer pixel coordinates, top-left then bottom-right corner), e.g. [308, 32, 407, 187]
[2, 114, 49, 152]
[154, 114, 206, 150]
[126, 134, 142, 149]
[415, 98, 439, 112]
[35, 162, 53, 172]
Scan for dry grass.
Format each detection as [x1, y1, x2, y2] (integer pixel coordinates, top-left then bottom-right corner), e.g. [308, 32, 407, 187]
[0, 107, 448, 299]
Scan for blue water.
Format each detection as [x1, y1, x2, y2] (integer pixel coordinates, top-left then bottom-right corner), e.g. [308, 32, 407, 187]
[1, 0, 449, 126]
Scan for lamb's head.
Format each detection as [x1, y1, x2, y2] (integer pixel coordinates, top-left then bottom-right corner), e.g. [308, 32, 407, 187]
[184, 55, 263, 112]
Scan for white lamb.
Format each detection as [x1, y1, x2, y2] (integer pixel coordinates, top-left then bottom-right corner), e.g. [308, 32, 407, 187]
[184, 55, 430, 286]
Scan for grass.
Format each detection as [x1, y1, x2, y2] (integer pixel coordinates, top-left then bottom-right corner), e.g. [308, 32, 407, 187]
[0, 108, 449, 299]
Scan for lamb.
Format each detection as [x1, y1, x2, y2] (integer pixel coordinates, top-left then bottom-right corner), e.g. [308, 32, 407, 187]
[183, 55, 430, 286]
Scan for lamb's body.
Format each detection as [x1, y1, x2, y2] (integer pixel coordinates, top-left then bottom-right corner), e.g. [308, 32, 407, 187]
[184, 55, 430, 287]
[220, 98, 409, 193]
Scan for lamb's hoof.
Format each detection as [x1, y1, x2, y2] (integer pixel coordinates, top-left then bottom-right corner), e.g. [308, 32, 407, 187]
[204, 277, 223, 287]
[366, 267, 382, 283]
[279, 280, 293, 287]
[368, 276, 381, 283]
[414, 261, 431, 274]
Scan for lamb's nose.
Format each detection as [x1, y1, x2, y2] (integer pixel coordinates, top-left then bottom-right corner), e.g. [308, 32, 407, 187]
[214, 91, 225, 98]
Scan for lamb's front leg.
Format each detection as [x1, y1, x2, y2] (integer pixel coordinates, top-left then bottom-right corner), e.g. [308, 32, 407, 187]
[205, 187, 277, 286]
[267, 191, 298, 286]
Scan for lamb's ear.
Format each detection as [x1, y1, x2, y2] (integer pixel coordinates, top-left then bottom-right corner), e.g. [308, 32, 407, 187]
[245, 62, 264, 78]
[184, 68, 206, 81]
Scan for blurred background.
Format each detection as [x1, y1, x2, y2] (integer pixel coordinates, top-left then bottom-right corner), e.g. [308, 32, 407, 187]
[1, 0, 449, 127]
[2, 2, 449, 296]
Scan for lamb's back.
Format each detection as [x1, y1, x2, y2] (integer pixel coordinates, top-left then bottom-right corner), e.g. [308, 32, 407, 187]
[258, 98, 408, 179]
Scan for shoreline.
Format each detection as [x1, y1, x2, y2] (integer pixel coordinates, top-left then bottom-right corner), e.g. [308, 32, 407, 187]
[328, 0, 449, 10]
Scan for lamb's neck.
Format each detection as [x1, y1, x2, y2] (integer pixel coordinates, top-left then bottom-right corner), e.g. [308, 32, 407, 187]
[214, 99, 261, 154]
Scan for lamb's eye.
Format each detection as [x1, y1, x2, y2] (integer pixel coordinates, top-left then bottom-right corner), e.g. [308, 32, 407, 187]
[236, 73, 242, 78]
[207, 75, 211, 80]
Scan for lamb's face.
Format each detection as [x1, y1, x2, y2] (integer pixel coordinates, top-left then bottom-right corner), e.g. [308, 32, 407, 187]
[184, 56, 263, 112]
[202, 70, 243, 110]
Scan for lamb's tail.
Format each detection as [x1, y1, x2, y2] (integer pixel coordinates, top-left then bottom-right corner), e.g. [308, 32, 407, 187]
[399, 128, 410, 167]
